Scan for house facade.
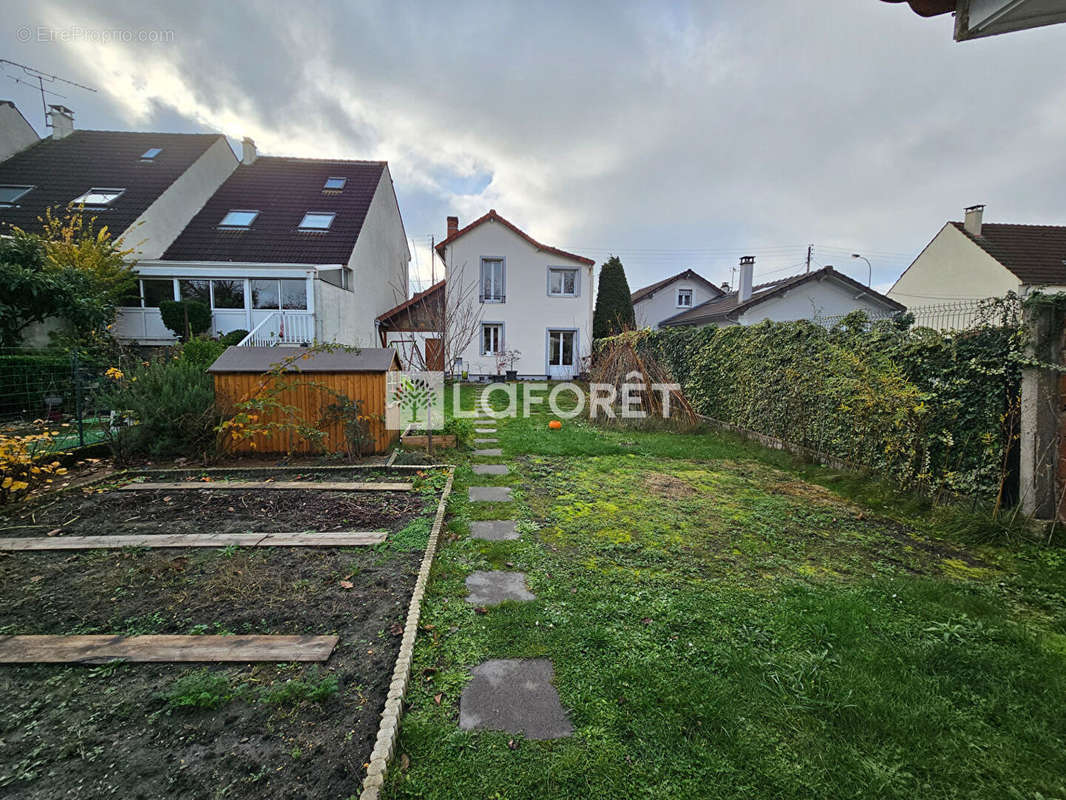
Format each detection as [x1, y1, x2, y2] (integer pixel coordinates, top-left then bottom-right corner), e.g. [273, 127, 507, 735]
[631, 268, 723, 329]
[662, 259, 905, 328]
[0, 99, 38, 163]
[888, 205, 1066, 309]
[116, 142, 410, 347]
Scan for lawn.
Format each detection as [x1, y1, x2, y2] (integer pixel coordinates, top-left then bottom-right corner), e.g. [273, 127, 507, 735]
[386, 384, 1066, 799]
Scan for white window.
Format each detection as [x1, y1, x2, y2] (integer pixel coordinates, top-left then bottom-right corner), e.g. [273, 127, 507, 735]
[219, 210, 259, 228]
[140, 147, 163, 161]
[677, 288, 693, 307]
[298, 212, 336, 230]
[323, 177, 346, 190]
[0, 185, 33, 206]
[548, 268, 578, 297]
[481, 323, 502, 355]
[480, 258, 505, 302]
[71, 187, 124, 207]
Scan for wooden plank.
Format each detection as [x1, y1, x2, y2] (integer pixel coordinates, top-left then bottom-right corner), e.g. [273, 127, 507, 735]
[115, 481, 412, 492]
[0, 634, 339, 663]
[0, 531, 387, 551]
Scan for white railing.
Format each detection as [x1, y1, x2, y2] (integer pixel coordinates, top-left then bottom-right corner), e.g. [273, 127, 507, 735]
[238, 312, 315, 347]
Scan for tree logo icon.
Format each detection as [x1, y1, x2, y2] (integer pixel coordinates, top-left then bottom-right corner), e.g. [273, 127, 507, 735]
[386, 371, 444, 430]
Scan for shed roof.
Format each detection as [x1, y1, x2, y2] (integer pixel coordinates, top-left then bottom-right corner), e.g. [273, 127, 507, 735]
[208, 346, 400, 373]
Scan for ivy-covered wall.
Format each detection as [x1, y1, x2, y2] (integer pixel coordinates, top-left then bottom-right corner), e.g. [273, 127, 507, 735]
[620, 312, 1024, 500]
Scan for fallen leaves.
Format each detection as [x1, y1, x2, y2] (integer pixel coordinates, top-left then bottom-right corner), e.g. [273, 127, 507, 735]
[339, 580, 354, 590]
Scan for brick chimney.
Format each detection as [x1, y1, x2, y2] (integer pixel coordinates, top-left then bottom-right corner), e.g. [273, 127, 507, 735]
[446, 216, 459, 238]
[964, 204, 985, 236]
[47, 105, 74, 140]
[241, 137, 257, 165]
[738, 256, 754, 303]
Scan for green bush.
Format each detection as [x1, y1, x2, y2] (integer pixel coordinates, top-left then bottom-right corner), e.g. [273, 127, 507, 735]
[158, 300, 211, 340]
[617, 308, 1024, 500]
[442, 416, 474, 447]
[101, 356, 219, 459]
[218, 329, 248, 347]
[179, 337, 226, 369]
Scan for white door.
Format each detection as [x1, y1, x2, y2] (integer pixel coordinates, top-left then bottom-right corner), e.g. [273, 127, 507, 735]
[547, 329, 577, 380]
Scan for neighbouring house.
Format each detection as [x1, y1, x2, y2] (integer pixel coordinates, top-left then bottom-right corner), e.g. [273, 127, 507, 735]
[631, 268, 724, 329]
[661, 259, 905, 328]
[117, 142, 410, 347]
[378, 209, 595, 379]
[888, 205, 1066, 309]
[0, 99, 38, 163]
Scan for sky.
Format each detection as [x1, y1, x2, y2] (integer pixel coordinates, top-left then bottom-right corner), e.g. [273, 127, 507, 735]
[2, 0, 1064, 298]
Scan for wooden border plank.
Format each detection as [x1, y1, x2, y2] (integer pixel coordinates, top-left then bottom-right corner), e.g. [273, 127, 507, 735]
[0, 531, 387, 551]
[0, 634, 339, 663]
[115, 481, 412, 492]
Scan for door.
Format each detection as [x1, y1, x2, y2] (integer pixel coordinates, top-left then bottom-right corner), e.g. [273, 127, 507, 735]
[425, 338, 445, 371]
[547, 329, 577, 379]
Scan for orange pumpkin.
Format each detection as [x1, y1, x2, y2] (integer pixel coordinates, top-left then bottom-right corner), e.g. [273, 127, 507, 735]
[548, 420, 562, 430]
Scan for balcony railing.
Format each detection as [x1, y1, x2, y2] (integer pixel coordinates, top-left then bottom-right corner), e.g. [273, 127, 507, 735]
[237, 312, 315, 347]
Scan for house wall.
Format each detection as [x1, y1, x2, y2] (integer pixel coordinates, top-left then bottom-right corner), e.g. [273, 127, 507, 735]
[635, 278, 720, 329]
[887, 223, 1019, 306]
[737, 277, 900, 324]
[442, 219, 594, 377]
[346, 166, 411, 346]
[123, 137, 238, 259]
[315, 279, 361, 345]
[0, 102, 38, 163]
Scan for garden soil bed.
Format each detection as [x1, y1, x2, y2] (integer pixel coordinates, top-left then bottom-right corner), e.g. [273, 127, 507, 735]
[0, 468, 444, 799]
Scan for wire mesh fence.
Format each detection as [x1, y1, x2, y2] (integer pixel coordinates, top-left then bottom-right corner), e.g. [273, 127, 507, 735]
[815, 297, 1022, 332]
[0, 347, 112, 455]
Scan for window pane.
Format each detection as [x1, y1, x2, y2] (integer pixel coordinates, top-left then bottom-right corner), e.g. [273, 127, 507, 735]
[180, 279, 210, 305]
[563, 271, 576, 294]
[299, 212, 335, 230]
[119, 282, 142, 307]
[219, 210, 258, 227]
[0, 185, 32, 204]
[142, 279, 174, 308]
[561, 331, 574, 364]
[323, 177, 346, 190]
[482, 260, 503, 300]
[280, 279, 307, 310]
[212, 279, 244, 309]
[252, 279, 279, 310]
[549, 271, 562, 294]
[73, 188, 123, 206]
[141, 147, 163, 160]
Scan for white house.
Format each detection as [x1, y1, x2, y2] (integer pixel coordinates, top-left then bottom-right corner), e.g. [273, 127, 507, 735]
[0, 99, 38, 163]
[117, 141, 410, 347]
[888, 205, 1066, 308]
[379, 210, 595, 379]
[661, 258, 905, 328]
[631, 268, 724, 329]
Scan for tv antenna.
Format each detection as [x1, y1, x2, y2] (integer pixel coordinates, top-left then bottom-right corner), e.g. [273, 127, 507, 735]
[0, 58, 97, 128]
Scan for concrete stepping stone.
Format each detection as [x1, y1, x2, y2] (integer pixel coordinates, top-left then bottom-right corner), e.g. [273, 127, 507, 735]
[475, 427, 496, 433]
[465, 571, 535, 605]
[469, 486, 512, 502]
[460, 659, 572, 740]
[470, 520, 518, 540]
[474, 448, 503, 456]
[474, 438, 499, 445]
[472, 464, 508, 476]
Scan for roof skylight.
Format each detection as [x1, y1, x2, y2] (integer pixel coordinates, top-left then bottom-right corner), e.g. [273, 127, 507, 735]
[298, 212, 336, 231]
[140, 147, 163, 161]
[218, 210, 259, 228]
[323, 177, 347, 190]
[71, 188, 125, 207]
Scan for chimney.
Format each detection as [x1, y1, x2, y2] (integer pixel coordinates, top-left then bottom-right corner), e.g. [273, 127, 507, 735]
[964, 204, 985, 237]
[446, 216, 459, 237]
[47, 105, 74, 140]
[241, 136, 257, 165]
[738, 256, 754, 303]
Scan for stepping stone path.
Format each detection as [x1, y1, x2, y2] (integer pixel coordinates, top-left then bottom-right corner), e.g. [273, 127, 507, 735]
[473, 448, 503, 456]
[460, 659, 573, 740]
[468, 486, 512, 502]
[465, 571, 535, 605]
[470, 520, 519, 540]
[472, 464, 508, 476]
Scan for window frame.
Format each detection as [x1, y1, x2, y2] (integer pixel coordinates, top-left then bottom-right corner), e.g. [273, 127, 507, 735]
[323, 176, 347, 191]
[676, 288, 693, 308]
[218, 209, 259, 229]
[479, 257, 506, 303]
[480, 322, 503, 355]
[0, 184, 34, 206]
[547, 267, 580, 298]
[298, 211, 336, 231]
[71, 187, 125, 207]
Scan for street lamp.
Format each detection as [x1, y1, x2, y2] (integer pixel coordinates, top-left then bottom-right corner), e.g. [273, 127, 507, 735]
[851, 253, 871, 286]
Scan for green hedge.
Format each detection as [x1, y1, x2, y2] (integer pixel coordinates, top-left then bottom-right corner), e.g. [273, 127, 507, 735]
[618, 312, 1024, 499]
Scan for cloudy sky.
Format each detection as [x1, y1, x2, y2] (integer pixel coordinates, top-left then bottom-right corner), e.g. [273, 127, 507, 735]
[2, 1, 1064, 297]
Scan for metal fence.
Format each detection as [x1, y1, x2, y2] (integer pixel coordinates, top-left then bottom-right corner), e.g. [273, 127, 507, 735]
[815, 297, 1022, 332]
[0, 347, 111, 454]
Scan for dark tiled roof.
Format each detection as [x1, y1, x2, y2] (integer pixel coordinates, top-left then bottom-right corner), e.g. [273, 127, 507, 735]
[435, 209, 594, 266]
[207, 346, 400, 373]
[661, 266, 905, 327]
[950, 221, 1066, 286]
[631, 268, 723, 304]
[0, 130, 225, 236]
[163, 157, 386, 264]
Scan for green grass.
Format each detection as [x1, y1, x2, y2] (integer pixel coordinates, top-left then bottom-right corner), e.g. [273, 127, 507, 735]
[385, 383, 1066, 799]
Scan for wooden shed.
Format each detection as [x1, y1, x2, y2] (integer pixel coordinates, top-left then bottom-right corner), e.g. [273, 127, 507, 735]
[208, 346, 401, 455]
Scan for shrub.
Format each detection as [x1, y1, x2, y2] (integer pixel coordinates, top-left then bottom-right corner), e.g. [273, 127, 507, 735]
[100, 356, 219, 460]
[158, 300, 211, 341]
[442, 416, 474, 447]
[218, 329, 248, 347]
[179, 337, 226, 369]
[0, 430, 68, 504]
